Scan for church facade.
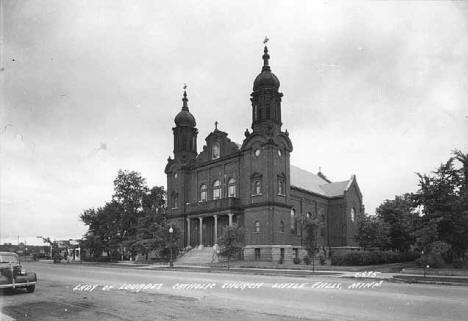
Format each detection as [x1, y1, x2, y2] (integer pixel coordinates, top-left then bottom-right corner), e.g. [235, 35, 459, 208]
[165, 46, 363, 263]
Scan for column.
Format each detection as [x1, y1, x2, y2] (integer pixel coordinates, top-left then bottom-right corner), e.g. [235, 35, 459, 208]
[186, 217, 191, 247]
[199, 217, 203, 248]
[228, 213, 233, 226]
[213, 215, 218, 244]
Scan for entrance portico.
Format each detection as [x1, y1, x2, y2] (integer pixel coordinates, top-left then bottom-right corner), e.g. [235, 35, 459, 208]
[186, 213, 236, 248]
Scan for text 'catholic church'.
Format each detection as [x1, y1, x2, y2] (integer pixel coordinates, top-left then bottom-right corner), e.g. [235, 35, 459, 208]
[165, 45, 363, 263]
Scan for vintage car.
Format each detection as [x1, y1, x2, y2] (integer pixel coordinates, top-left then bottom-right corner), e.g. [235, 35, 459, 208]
[0, 252, 37, 293]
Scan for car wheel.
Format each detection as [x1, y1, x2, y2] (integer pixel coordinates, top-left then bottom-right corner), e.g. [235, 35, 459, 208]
[26, 285, 35, 293]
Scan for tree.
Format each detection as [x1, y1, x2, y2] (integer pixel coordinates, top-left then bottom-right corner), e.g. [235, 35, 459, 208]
[80, 201, 123, 259]
[355, 213, 391, 250]
[80, 170, 168, 261]
[143, 186, 166, 213]
[112, 170, 149, 240]
[303, 218, 322, 256]
[375, 194, 415, 252]
[125, 186, 167, 261]
[126, 211, 166, 261]
[217, 224, 244, 269]
[413, 150, 468, 261]
[302, 217, 324, 268]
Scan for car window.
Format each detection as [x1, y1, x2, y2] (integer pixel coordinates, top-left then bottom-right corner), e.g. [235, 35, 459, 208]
[0, 254, 19, 264]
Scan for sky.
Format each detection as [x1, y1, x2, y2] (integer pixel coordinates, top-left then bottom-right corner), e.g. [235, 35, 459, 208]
[1, 0, 467, 245]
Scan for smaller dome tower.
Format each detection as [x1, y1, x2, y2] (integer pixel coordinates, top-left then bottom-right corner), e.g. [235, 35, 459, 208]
[174, 90, 196, 127]
[172, 87, 198, 164]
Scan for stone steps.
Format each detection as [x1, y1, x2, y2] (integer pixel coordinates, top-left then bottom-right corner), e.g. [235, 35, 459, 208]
[176, 247, 215, 265]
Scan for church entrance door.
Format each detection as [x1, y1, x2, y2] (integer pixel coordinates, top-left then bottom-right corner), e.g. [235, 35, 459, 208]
[202, 217, 214, 246]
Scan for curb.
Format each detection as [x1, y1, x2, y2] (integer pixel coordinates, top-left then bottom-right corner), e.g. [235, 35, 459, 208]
[392, 276, 468, 286]
[143, 266, 342, 277]
[1, 313, 16, 321]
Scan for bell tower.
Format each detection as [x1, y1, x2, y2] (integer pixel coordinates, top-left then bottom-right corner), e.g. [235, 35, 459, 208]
[173, 87, 198, 164]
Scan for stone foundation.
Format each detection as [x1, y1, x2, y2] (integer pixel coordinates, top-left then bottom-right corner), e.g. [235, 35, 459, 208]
[243, 245, 295, 264]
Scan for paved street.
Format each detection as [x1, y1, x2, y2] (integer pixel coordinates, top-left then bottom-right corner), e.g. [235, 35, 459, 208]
[1, 262, 467, 321]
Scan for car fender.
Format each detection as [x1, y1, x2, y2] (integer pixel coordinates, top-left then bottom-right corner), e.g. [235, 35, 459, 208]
[25, 272, 37, 282]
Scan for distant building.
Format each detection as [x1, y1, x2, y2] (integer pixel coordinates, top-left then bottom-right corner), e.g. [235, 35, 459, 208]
[165, 45, 363, 263]
[56, 239, 81, 261]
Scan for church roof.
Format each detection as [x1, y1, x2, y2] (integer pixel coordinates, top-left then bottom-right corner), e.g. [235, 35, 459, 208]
[290, 165, 352, 198]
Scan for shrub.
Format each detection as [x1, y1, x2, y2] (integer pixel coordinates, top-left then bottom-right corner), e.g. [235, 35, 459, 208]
[293, 257, 301, 264]
[331, 250, 418, 266]
[417, 253, 445, 268]
[303, 256, 311, 265]
[453, 259, 465, 269]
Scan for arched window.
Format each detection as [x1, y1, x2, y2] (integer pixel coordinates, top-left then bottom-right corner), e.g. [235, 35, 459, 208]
[277, 176, 285, 195]
[350, 208, 356, 222]
[173, 193, 178, 209]
[213, 180, 221, 200]
[200, 184, 207, 202]
[212, 142, 220, 160]
[255, 221, 260, 232]
[228, 178, 236, 197]
[290, 208, 296, 233]
[254, 180, 261, 195]
[280, 220, 285, 233]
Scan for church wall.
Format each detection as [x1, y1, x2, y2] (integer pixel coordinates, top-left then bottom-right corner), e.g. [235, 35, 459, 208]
[344, 182, 361, 246]
[189, 157, 241, 204]
[239, 151, 252, 203]
[249, 146, 268, 205]
[270, 206, 300, 246]
[328, 199, 346, 247]
[272, 145, 290, 204]
[290, 188, 329, 247]
[244, 206, 273, 245]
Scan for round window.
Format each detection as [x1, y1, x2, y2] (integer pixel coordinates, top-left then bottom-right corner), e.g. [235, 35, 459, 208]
[254, 149, 261, 157]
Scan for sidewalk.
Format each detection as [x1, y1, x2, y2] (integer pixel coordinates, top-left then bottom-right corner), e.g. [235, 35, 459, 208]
[393, 273, 468, 285]
[1, 312, 16, 321]
[35, 260, 468, 285]
[145, 264, 468, 285]
[141, 263, 343, 277]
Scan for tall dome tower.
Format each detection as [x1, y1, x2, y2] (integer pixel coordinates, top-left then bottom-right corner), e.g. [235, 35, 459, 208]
[250, 45, 283, 135]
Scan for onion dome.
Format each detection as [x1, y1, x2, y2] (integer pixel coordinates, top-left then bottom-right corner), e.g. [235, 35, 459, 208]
[253, 46, 280, 91]
[174, 89, 196, 127]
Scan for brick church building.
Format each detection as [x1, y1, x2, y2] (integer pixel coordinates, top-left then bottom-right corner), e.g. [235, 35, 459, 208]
[165, 45, 363, 262]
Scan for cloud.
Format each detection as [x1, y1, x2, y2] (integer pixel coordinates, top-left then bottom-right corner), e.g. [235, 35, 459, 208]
[86, 142, 108, 158]
[1, 0, 467, 242]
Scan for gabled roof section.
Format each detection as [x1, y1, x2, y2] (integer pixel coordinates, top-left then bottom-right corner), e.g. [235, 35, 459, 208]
[290, 165, 329, 195]
[319, 180, 350, 197]
[290, 165, 353, 198]
[196, 129, 240, 163]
